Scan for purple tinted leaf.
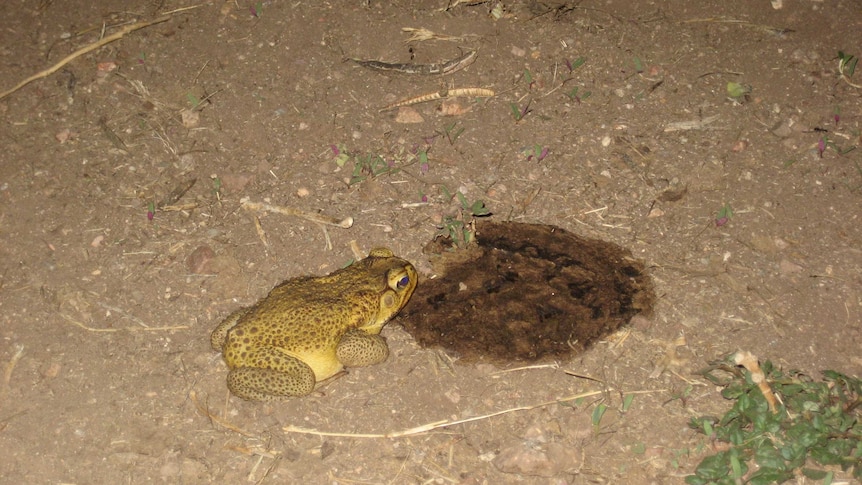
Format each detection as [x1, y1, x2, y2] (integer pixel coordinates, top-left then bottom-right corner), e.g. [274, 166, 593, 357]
[715, 216, 728, 227]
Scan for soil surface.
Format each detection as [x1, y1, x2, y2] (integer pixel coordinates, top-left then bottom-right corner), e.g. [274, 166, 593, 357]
[1, 1, 860, 483]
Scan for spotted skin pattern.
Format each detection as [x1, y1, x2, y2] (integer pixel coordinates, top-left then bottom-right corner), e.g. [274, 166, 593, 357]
[211, 248, 417, 401]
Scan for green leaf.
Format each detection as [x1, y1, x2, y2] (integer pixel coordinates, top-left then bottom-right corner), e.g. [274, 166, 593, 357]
[801, 468, 828, 479]
[693, 451, 729, 480]
[456, 192, 469, 210]
[754, 444, 786, 471]
[570, 57, 586, 70]
[726, 81, 747, 98]
[622, 394, 635, 412]
[684, 475, 706, 485]
[591, 403, 608, 428]
[186, 93, 201, 108]
[729, 450, 747, 479]
[748, 468, 794, 485]
[509, 102, 522, 120]
[684, 474, 707, 485]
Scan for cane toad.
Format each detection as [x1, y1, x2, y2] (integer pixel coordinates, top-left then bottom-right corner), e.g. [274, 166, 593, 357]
[211, 248, 418, 401]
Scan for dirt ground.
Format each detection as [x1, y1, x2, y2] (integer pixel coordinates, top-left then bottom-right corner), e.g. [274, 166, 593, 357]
[1, 1, 860, 483]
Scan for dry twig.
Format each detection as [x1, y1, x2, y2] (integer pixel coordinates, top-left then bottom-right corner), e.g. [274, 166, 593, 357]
[241, 199, 354, 229]
[1, 16, 171, 99]
[283, 390, 609, 438]
[1, 345, 24, 406]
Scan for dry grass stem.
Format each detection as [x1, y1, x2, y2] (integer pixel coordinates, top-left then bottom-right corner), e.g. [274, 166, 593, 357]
[663, 114, 721, 132]
[349, 240, 364, 260]
[400, 27, 470, 43]
[189, 390, 257, 438]
[283, 389, 609, 438]
[1, 15, 173, 99]
[1, 345, 25, 405]
[252, 216, 269, 249]
[490, 363, 560, 375]
[60, 313, 188, 332]
[241, 199, 354, 228]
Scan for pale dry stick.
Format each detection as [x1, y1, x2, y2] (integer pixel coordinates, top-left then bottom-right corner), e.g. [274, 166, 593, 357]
[838, 57, 862, 89]
[252, 215, 269, 249]
[317, 223, 333, 251]
[380, 88, 495, 112]
[283, 389, 610, 438]
[489, 363, 560, 375]
[1, 345, 24, 405]
[241, 199, 354, 229]
[0, 15, 173, 100]
[349, 240, 364, 260]
[97, 301, 149, 328]
[60, 313, 188, 332]
[400, 27, 471, 43]
[189, 390, 258, 438]
[663, 114, 721, 132]
[734, 350, 779, 413]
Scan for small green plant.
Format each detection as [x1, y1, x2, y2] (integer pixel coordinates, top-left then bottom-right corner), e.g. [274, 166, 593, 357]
[817, 136, 857, 158]
[726, 81, 751, 100]
[509, 100, 532, 122]
[592, 402, 608, 434]
[633, 56, 645, 74]
[186, 92, 202, 109]
[441, 121, 465, 145]
[686, 355, 862, 485]
[564, 86, 592, 103]
[715, 203, 733, 227]
[330, 145, 401, 186]
[838, 51, 857, 79]
[349, 153, 398, 185]
[522, 144, 549, 162]
[436, 186, 491, 247]
[250, 1, 263, 17]
[522, 68, 535, 89]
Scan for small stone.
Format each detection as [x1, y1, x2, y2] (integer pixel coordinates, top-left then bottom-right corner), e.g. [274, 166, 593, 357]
[647, 207, 664, 218]
[779, 259, 804, 274]
[186, 245, 216, 274]
[394, 107, 424, 124]
[180, 109, 200, 128]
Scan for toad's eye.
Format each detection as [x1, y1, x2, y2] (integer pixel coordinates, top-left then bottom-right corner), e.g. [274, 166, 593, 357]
[396, 275, 410, 289]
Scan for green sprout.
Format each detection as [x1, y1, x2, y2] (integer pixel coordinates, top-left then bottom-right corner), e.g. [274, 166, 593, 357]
[838, 51, 857, 78]
[186, 93, 202, 109]
[726, 81, 751, 99]
[436, 186, 491, 247]
[591, 402, 608, 434]
[442, 121, 465, 145]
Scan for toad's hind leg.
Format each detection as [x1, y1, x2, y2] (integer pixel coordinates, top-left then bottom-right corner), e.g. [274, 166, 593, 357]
[336, 328, 390, 367]
[226, 347, 316, 401]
